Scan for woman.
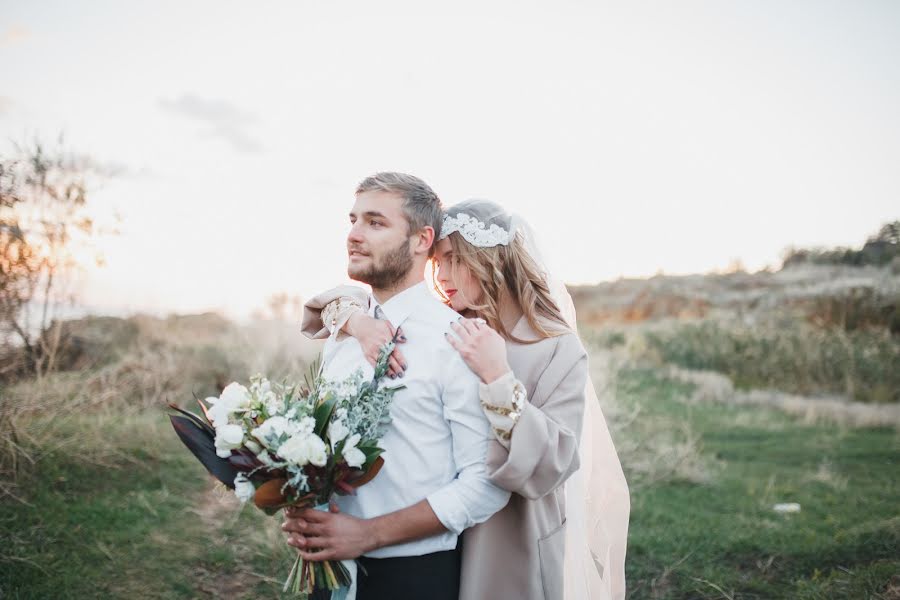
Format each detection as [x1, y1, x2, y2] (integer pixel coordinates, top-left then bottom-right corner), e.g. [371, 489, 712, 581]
[300, 200, 629, 600]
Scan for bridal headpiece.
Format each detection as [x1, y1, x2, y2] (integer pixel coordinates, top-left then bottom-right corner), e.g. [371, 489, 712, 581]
[439, 199, 517, 248]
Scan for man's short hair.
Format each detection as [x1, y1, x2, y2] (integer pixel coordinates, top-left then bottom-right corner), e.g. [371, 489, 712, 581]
[356, 172, 443, 254]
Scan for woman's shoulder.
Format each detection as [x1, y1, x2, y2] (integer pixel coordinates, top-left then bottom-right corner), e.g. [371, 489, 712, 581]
[512, 318, 587, 362]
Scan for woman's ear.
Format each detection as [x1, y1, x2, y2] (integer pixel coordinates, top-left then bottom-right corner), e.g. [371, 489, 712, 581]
[412, 226, 435, 257]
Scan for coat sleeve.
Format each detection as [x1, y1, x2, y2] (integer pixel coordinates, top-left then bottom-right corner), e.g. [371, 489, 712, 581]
[484, 334, 588, 500]
[300, 285, 369, 340]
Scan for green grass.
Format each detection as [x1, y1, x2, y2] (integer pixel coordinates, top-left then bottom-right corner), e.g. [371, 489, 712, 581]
[0, 410, 296, 599]
[2, 366, 898, 599]
[619, 367, 900, 599]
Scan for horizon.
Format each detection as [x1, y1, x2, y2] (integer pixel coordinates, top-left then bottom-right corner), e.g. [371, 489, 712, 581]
[2, 1, 898, 318]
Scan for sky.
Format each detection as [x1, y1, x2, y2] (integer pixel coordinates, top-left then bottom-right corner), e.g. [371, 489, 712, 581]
[1, 0, 898, 318]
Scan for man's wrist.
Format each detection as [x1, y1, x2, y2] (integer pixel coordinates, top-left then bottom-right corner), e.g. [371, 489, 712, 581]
[365, 516, 386, 553]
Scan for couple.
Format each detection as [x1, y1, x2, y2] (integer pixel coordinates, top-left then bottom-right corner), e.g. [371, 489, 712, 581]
[283, 172, 629, 600]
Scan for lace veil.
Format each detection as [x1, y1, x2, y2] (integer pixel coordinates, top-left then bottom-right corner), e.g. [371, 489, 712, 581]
[441, 200, 630, 600]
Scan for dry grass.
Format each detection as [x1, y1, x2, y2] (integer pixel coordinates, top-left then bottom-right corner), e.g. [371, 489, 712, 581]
[590, 349, 717, 488]
[0, 313, 321, 485]
[667, 366, 900, 429]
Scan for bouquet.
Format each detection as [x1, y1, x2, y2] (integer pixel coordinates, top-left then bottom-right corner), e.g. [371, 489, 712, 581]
[169, 340, 402, 598]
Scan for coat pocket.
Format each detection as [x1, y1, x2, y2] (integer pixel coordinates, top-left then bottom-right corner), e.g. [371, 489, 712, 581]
[537, 519, 567, 600]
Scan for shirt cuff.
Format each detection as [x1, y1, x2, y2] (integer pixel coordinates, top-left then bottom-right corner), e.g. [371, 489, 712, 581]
[478, 372, 528, 448]
[425, 487, 468, 535]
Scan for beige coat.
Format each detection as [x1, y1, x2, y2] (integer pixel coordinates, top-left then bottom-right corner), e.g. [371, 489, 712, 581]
[301, 287, 588, 600]
[460, 316, 587, 600]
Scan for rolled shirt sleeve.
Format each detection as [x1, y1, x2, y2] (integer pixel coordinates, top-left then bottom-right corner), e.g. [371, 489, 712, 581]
[426, 351, 511, 534]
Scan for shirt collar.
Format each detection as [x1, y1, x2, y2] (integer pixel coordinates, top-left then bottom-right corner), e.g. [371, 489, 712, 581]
[369, 281, 429, 328]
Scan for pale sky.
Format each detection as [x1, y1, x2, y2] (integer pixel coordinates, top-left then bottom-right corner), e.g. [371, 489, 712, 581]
[2, 0, 898, 318]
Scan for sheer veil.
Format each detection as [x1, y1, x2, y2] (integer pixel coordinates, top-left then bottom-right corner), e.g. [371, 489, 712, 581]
[514, 217, 631, 600]
[441, 201, 630, 600]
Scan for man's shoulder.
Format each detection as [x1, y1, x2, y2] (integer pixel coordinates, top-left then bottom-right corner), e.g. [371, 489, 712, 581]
[409, 293, 460, 330]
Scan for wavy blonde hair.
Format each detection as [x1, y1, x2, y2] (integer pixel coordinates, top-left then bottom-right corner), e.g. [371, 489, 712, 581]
[431, 231, 570, 343]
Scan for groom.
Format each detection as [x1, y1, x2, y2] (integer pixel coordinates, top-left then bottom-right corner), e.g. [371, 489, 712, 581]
[283, 172, 510, 599]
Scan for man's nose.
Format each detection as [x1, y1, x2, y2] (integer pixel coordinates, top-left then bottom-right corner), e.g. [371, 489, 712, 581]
[347, 222, 364, 244]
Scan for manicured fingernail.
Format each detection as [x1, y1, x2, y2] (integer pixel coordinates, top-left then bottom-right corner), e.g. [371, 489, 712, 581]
[399, 371, 405, 378]
[402, 363, 408, 370]
[399, 336, 407, 342]
[390, 374, 396, 379]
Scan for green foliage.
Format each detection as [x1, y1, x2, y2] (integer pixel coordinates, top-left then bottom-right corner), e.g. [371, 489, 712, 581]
[782, 220, 900, 269]
[643, 319, 900, 403]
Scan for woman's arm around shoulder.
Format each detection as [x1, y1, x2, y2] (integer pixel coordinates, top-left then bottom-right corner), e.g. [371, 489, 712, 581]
[483, 332, 588, 500]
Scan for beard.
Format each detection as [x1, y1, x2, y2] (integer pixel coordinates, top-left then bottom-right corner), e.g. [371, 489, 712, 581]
[348, 236, 414, 290]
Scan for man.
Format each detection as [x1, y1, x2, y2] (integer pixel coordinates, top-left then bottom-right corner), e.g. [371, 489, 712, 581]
[283, 172, 510, 599]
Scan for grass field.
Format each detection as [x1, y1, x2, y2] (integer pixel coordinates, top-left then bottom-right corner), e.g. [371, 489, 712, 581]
[1, 305, 898, 599]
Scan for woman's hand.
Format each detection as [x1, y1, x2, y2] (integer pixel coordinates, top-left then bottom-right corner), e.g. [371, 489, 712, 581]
[345, 312, 407, 378]
[447, 318, 511, 384]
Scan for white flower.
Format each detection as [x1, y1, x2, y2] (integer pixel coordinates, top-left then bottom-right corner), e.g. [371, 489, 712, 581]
[263, 391, 284, 415]
[342, 434, 366, 469]
[327, 419, 349, 450]
[214, 423, 244, 458]
[251, 416, 295, 448]
[233, 473, 255, 503]
[277, 433, 328, 467]
[208, 383, 251, 425]
[306, 435, 328, 467]
[296, 416, 317, 437]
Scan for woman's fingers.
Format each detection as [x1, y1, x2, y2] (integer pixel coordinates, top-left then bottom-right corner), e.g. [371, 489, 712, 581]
[391, 347, 407, 371]
[388, 355, 403, 378]
[458, 318, 480, 336]
[449, 321, 470, 341]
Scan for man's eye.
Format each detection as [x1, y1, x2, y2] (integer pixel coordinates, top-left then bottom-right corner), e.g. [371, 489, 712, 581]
[371, 221, 383, 228]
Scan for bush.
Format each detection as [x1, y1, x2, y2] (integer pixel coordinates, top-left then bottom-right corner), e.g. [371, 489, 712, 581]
[643, 320, 900, 403]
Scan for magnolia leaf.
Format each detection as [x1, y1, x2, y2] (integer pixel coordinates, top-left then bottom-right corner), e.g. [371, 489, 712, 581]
[167, 403, 213, 435]
[313, 391, 339, 438]
[253, 478, 288, 509]
[346, 457, 384, 489]
[169, 415, 238, 488]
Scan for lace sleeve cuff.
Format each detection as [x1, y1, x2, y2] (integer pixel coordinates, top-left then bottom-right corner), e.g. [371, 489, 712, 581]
[478, 371, 527, 448]
[321, 296, 366, 336]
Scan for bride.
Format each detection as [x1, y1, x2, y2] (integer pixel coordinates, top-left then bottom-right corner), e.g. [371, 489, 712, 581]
[300, 199, 630, 600]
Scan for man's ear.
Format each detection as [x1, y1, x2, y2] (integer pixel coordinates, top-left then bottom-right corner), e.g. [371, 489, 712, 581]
[412, 226, 435, 257]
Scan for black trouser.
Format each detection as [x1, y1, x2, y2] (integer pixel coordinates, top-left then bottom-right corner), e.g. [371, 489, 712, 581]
[311, 548, 460, 600]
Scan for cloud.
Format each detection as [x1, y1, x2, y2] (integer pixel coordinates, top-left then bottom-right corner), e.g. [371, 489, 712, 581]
[0, 26, 30, 48]
[158, 94, 263, 154]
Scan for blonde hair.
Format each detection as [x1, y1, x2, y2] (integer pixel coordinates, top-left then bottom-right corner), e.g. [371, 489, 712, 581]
[432, 231, 570, 343]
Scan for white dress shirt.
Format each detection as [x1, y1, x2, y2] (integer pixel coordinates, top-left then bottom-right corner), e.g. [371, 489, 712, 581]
[320, 281, 511, 558]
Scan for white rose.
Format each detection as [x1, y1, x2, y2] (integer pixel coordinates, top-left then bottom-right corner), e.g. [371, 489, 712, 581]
[233, 473, 255, 503]
[305, 434, 328, 467]
[327, 419, 349, 449]
[208, 383, 251, 425]
[277, 434, 310, 465]
[220, 382, 252, 408]
[342, 434, 366, 469]
[251, 416, 294, 448]
[277, 433, 329, 467]
[214, 423, 244, 458]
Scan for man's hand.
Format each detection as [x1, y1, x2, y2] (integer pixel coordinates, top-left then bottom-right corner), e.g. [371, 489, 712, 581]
[282, 504, 379, 561]
[345, 312, 407, 378]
